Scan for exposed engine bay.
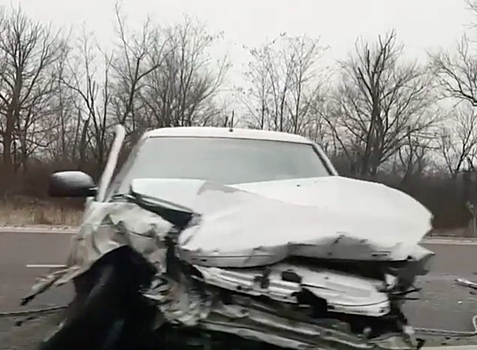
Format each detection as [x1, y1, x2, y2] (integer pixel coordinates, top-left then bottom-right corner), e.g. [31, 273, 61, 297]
[24, 177, 434, 350]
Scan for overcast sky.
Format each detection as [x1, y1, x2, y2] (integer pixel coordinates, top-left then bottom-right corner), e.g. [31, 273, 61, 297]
[9, 0, 473, 53]
[5, 0, 476, 91]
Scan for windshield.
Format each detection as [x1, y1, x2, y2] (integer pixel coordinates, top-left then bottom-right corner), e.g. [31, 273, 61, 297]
[113, 136, 332, 194]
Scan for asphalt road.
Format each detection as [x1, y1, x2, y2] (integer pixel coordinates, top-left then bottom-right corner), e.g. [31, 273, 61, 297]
[3, 231, 477, 349]
[0, 231, 74, 349]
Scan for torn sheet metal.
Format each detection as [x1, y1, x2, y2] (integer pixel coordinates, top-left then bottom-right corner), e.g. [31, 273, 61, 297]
[144, 275, 212, 327]
[200, 299, 418, 350]
[194, 263, 391, 317]
[140, 268, 419, 350]
[130, 177, 433, 267]
[23, 201, 173, 303]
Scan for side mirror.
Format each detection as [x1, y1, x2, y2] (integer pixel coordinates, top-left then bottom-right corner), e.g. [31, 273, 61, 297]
[48, 171, 97, 198]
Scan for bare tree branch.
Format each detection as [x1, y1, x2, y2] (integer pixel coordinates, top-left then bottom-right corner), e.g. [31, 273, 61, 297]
[60, 29, 114, 174]
[0, 5, 65, 176]
[331, 30, 437, 178]
[140, 16, 230, 128]
[430, 35, 477, 105]
[241, 33, 329, 136]
[110, 2, 168, 133]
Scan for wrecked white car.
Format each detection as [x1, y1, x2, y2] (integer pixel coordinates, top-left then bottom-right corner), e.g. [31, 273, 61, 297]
[24, 125, 434, 350]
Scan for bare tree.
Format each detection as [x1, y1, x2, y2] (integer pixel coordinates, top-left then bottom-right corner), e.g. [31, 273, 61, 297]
[0, 5, 64, 178]
[427, 0, 477, 180]
[429, 35, 477, 105]
[466, 0, 477, 28]
[239, 42, 273, 130]
[328, 30, 436, 178]
[110, 3, 166, 136]
[437, 103, 477, 177]
[393, 129, 436, 184]
[44, 42, 79, 164]
[140, 16, 230, 128]
[60, 30, 114, 174]
[240, 34, 329, 135]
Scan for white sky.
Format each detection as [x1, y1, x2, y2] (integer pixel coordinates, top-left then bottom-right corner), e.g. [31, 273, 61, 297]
[5, 0, 476, 94]
[9, 0, 473, 53]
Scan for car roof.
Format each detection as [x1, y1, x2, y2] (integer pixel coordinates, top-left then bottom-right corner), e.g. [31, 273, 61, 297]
[143, 127, 313, 144]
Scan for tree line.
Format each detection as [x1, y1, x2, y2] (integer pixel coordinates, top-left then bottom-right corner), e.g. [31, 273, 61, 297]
[1, 2, 477, 229]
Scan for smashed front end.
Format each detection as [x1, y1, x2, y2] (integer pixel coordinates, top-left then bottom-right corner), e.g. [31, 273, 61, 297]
[26, 178, 434, 350]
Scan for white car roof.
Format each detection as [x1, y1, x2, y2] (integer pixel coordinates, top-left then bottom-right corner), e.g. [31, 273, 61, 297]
[143, 127, 313, 144]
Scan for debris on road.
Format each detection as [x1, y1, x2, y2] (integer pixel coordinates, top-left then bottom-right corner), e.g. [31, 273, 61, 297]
[456, 278, 477, 290]
[0, 306, 67, 318]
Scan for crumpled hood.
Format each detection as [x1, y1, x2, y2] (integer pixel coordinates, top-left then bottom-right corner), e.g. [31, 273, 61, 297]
[131, 176, 433, 268]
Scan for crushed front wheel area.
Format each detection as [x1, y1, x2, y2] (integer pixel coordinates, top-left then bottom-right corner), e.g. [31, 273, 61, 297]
[37, 248, 159, 350]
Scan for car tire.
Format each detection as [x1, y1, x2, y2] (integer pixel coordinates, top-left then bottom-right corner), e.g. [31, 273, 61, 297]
[37, 262, 129, 350]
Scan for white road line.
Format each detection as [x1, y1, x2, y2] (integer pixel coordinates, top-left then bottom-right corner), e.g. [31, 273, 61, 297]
[26, 264, 67, 268]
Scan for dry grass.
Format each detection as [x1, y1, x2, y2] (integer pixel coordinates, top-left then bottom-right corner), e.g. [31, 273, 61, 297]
[0, 197, 83, 226]
[428, 227, 471, 238]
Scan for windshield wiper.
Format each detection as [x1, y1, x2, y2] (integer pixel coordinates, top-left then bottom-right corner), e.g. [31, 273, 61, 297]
[110, 191, 197, 230]
[130, 191, 197, 230]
